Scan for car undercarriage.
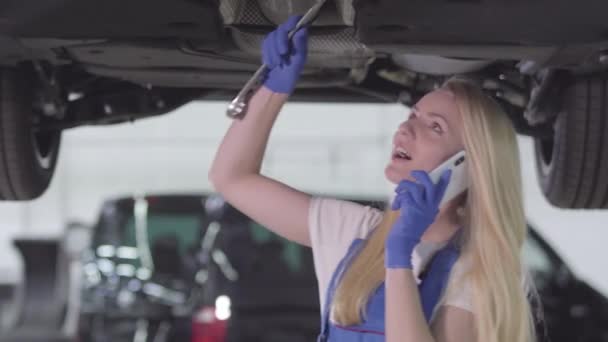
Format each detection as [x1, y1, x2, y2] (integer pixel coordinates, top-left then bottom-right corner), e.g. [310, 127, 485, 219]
[0, 0, 607, 208]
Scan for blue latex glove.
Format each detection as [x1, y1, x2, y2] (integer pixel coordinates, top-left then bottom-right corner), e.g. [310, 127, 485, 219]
[261, 15, 309, 94]
[385, 169, 452, 269]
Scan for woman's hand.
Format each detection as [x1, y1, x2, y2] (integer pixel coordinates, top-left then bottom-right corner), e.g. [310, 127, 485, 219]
[385, 170, 452, 269]
[261, 15, 309, 94]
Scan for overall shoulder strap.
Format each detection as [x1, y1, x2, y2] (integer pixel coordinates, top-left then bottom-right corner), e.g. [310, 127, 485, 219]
[317, 238, 366, 341]
[417, 236, 461, 322]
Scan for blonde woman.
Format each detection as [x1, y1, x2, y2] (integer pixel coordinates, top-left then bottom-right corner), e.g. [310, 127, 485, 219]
[209, 16, 537, 342]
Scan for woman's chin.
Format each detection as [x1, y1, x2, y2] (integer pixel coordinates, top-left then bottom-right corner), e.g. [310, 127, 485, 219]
[384, 165, 405, 184]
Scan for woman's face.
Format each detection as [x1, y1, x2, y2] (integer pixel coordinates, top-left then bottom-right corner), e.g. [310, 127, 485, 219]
[385, 89, 465, 184]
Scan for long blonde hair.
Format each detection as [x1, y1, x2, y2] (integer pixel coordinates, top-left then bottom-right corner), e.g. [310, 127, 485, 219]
[331, 78, 537, 342]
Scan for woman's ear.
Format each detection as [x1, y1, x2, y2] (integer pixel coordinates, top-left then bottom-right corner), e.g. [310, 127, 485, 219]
[456, 191, 468, 217]
[445, 191, 467, 216]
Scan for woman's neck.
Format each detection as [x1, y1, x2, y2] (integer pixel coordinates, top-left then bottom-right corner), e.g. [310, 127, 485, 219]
[421, 198, 463, 244]
[421, 221, 460, 244]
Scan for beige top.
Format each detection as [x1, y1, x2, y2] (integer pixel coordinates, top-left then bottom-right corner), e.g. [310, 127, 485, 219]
[307, 196, 473, 323]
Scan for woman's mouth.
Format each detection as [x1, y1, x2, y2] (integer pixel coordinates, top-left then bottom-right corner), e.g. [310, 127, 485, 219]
[392, 146, 412, 161]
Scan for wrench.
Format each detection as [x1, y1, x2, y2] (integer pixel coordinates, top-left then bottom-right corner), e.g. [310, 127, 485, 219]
[225, 0, 327, 119]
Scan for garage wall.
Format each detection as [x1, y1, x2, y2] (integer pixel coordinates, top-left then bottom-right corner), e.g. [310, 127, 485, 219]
[0, 101, 399, 283]
[0, 100, 606, 296]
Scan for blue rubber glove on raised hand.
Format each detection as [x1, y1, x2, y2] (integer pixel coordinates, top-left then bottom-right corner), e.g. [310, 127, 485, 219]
[261, 15, 309, 94]
[385, 169, 452, 269]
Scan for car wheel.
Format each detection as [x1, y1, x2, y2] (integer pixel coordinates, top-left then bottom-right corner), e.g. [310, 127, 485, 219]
[0, 68, 61, 200]
[534, 74, 608, 209]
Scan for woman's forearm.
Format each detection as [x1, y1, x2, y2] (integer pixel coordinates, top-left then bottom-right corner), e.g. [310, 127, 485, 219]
[208, 86, 289, 188]
[385, 269, 435, 342]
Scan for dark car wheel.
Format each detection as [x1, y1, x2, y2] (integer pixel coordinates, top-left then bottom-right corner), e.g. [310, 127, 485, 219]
[0, 68, 61, 200]
[534, 74, 608, 209]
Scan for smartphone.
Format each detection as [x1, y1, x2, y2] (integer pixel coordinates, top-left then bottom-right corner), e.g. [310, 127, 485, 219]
[428, 150, 468, 207]
[387, 150, 468, 209]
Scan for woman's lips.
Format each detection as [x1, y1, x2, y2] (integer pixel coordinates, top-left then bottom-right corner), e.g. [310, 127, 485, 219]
[390, 154, 410, 164]
[392, 143, 413, 160]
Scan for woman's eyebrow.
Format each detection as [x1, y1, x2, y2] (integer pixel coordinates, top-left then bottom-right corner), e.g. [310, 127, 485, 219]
[412, 105, 450, 129]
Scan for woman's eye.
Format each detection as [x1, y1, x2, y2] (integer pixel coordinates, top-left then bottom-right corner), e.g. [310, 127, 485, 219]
[431, 122, 443, 133]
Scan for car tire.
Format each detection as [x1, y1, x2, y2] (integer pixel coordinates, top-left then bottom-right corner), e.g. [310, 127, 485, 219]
[0, 67, 61, 200]
[534, 74, 608, 209]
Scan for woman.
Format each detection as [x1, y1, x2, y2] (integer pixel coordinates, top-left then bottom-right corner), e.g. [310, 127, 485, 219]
[209, 16, 537, 342]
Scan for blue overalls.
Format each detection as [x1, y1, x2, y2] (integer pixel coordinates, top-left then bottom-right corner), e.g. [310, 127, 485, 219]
[316, 232, 461, 342]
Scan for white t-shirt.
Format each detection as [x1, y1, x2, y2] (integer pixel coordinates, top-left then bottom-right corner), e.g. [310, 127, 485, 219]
[308, 196, 473, 323]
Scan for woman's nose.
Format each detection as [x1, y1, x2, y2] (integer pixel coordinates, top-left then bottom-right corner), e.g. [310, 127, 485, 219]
[398, 120, 415, 139]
